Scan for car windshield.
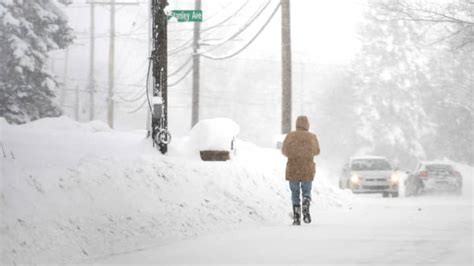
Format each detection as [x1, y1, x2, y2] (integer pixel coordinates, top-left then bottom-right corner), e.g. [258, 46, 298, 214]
[425, 164, 453, 172]
[351, 159, 392, 171]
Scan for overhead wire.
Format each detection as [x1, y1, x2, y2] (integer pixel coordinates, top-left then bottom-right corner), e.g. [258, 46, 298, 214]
[125, 57, 152, 114]
[121, 0, 278, 103]
[201, 0, 251, 33]
[145, 56, 153, 114]
[199, 0, 271, 53]
[168, 65, 193, 87]
[117, 89, 146, 103]
[168, 56, 193, 77]
[126, 97, 148, 113]
[200, 2, 281, 61]
[167, 0, 251, 56]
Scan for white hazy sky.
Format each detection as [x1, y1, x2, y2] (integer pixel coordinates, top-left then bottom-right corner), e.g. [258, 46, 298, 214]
[52, 0, 365, 136]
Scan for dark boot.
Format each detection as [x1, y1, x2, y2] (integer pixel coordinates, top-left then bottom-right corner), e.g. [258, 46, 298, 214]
[292, 205, 301, 226]
[302, 197, 311, 224]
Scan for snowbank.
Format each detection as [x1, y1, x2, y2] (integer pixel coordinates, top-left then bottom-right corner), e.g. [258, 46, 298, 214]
[1, 117, 350, 264]
[169, 118, 239, 159]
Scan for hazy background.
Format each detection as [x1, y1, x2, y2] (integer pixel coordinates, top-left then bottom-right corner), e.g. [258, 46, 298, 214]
[50, 0, 362, 137]
[3, 0, 472, 173]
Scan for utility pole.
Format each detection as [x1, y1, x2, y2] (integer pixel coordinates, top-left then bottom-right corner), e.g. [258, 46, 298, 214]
[61, 47, 69, 107]
[74, 85, 79, 121]
[151, 0, 171, 154]
[281, 0, 292, 133]
[87, 0, 139, 127]
[108, 0, 115, 128]
[191, 0, 202, 127]
[88, 2, 95, 121]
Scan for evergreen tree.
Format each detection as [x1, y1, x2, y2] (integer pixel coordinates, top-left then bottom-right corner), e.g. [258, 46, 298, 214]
[0, 0, 73, 124]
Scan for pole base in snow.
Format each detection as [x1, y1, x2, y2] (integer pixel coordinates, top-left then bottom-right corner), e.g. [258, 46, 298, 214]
[200, 150, 230, 161]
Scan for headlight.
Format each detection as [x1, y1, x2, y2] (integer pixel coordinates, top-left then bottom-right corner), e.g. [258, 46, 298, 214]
[391, 172, 400, 183]
[350, 174, 360, 183]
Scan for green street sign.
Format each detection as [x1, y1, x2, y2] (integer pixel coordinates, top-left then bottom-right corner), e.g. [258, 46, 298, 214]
[169, 10, 202, 22]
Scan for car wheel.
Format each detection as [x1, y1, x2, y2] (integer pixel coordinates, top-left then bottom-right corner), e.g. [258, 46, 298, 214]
[391, 192, 399, 198]
[382, 192, 389, 198]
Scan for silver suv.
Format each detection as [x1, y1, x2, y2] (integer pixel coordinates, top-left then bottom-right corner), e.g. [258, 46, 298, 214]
[340, 156, 399, 197]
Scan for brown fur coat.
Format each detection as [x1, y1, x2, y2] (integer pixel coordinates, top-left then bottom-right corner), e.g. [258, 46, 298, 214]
[282, 116, 320, 181]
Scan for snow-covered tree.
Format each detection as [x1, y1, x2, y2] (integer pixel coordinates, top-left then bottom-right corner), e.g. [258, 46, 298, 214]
[377, 0, 473, 50]
[352, 0, 473, 166]
[352, 0, 434, 168]
[0, 0, 73, 124]
[421, 41, 473, 164]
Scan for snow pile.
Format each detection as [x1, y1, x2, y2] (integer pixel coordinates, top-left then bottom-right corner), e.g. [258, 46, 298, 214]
[18, 116, 111, 133]
[169, 118, 239, 159]
[1, 117, 350, 264]
[191, 118, 239, 150]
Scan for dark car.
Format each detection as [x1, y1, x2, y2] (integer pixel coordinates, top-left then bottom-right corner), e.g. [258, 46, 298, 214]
[405, 161, 462, 196]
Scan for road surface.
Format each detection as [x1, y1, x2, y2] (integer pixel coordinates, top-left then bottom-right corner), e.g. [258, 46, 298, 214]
[94, 195, 473, 265]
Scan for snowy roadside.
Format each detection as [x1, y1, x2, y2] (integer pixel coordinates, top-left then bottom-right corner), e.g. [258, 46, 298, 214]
[95, 195, 473, 265]
[0, 117, 351, 264]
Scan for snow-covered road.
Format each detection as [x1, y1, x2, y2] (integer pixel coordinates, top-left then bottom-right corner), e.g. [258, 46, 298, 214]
[95, 195, 473, 265]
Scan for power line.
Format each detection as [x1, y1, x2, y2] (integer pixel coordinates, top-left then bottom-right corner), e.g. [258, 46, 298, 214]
[199, 0, 271, 52]
[167, 0, 252, 57]
[169, 65, 193, 87]
[126, 97, 148, 113]
[169, 39, 193, 55]
[114, 54, 192, 103]
[200, 2, 281, 60]
[116, 89, 146, 102]
[169, 56, 193, 77]
[201, 0, 251, 33]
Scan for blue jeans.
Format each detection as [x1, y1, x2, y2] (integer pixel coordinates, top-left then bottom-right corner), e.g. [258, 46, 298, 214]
[289, 181, 312, 206]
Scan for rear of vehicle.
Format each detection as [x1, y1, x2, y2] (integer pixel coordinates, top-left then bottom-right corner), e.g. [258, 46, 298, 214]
[341, 157, 399, 197]
[417, 163, 462, 194]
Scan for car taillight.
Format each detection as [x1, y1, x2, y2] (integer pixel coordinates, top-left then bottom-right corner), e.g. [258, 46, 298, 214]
[453, 171, 462, 177]
[419, 170, 429, 179]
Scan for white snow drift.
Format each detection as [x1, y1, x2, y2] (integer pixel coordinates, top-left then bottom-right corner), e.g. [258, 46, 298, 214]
[0, 117, 350, 264]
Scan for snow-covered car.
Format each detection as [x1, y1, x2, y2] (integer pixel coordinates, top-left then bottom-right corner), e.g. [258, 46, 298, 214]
[404, 162, 462, 196]
[340, 156, 399, 197]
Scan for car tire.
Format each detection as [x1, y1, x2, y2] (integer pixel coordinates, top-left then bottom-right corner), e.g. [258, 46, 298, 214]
[382, 192, 389, 198]
[392, 192, 399, 198]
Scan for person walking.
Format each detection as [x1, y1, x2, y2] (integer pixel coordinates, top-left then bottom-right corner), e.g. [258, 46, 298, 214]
[282, 115, 320, 225]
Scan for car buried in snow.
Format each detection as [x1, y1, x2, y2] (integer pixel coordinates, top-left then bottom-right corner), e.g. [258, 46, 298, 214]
[404, 161, 462, 196]
[340, 156, 400, 197]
